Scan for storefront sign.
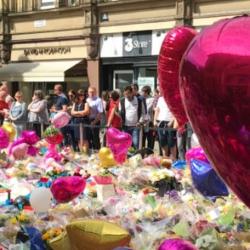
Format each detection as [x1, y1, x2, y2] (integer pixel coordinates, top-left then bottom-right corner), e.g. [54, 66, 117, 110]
[123, 31, 152, 57]
[24, 47, 71, 56]
[138, 77, 155, 91]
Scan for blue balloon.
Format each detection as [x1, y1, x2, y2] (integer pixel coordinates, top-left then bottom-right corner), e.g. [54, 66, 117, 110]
[190, 159, 229, 199]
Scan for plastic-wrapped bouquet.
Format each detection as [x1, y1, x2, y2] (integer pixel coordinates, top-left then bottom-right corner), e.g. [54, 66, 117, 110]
[43, 126, 63, 145]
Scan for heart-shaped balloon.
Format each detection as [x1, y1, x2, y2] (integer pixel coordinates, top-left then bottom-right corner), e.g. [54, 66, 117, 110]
[52, 111, 71, 129]
[158, 238, 197, 250]
[51, 176, 86, 203]
[10, 142, 29, 160]
[106, 128, 132, 164]
[180, 16, 250, 207]
[158, 26, 197, 128]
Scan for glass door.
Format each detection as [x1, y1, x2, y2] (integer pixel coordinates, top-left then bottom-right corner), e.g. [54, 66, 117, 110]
[113, 70, 134, 91]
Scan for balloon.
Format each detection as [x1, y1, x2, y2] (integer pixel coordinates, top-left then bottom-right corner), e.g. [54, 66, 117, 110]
[185, 147, 208, 164]
[158, 26, 197, 128]
[47, 232, 71, 250]
[45, 144, 62, 162]
[180, 16, 250, 207]
[2, 122, 16, 141]
[106, 128, 132, 164]
[50, 176, 86, 203]
[52, 111, 71, 129]
[21, 130, 40, 144]
[98, 147, 116, 168]
[30, 187, 52, 213]
[66, 219, 131, 250]
[190, 159, 229, 199]
[158, 238, 198, 250]
[0, 128, 9, 149]
[10, 142, 29, 160]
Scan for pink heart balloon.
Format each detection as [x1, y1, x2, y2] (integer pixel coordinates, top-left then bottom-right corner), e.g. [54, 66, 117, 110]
[180, 16, 250, 207]
[158, 26, 197, 128]
[51, 176, 86, 203]
[0, 128, 9, 149]
[52, 111, 71, 129]
[158, 238, 197, 250]
[11, 143, 29, 160]
[106, 128, 132, 164]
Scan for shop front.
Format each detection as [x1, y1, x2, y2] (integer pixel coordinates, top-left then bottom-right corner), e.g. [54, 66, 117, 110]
[100, 30, 166, 93]
[0, 39, 89, 103]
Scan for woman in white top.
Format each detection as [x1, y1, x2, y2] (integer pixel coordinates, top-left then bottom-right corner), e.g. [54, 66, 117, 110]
[154, 96, 177, 160]
[28, 90, 49, 138]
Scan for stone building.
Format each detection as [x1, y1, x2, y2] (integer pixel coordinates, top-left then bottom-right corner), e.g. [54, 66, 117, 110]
[0, 0, 249, 100]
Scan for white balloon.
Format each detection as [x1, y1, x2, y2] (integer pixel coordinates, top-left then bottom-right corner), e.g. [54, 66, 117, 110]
[30, 187, 52, 213]
[191, 133, 200, 148]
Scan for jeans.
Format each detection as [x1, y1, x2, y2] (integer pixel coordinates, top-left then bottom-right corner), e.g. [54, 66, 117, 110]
[89, 121, 101, 150]
[177, 123, 193, 160]
[124, 126, 140, 150]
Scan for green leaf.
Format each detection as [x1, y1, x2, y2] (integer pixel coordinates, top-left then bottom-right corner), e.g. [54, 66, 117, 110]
[144, 195, 157, 209]
[218, 208, 235, 226]
[173, 220, 190, 237]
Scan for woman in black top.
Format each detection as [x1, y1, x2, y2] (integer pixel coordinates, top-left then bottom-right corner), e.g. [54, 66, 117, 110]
[71, 89, 90, 153]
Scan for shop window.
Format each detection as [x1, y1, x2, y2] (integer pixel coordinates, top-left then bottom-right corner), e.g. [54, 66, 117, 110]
[40, 0, 56, 9]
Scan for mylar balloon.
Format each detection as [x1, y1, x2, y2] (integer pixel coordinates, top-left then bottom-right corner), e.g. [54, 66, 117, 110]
[2, 122, 16, 141]
[98, 147, 116, 168]
[0, 128, 9, 149]
[180, 15, 250, 207]
[66, 219, 131, 250]
[106, 128, 132, 164]
[52, 111, 71, 129]
[191, 159, 229, 199]
[185, 147, 208, 164]
[51, 176, 86, 203]
[30, 187, 52, 213]
[158, 26, 197, 128]
[158, 238, 198, 250]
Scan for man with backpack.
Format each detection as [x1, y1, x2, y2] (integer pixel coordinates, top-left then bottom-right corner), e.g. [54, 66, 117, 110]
[119, 85, 146, 150]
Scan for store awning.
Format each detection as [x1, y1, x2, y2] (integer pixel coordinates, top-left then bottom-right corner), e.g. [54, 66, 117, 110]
[0, 60, 85, 82]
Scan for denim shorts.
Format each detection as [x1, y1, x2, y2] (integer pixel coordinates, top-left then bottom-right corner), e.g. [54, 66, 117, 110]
[157, 121, 177, 148]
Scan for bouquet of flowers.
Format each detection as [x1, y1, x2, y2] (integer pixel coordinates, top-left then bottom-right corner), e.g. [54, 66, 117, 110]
[43, 126, 63, 145]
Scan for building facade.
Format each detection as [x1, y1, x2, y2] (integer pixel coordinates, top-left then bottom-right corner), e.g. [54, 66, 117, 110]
[0, 0, 249, 100]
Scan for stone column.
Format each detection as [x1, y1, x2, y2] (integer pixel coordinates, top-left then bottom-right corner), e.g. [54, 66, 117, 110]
[175, 0, 193, 26]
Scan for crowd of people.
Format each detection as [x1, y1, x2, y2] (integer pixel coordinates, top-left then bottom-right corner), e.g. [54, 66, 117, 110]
[0, 81, 193, 161]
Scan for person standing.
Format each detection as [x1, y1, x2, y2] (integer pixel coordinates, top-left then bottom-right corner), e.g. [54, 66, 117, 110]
[141, 86, 155, 152]
[28, 90, 49, 137]
[86, 86, 103, 150]
[154, 96, 177, 160]
[107, 90, 122, 129]
[71, 89, 90, 153]
[50, 84, 69, 146]
[120, 85, 145, 150]
[0, 90, 9, 125]
[9, 91, 27, 138]
[67, 89, 77, 151]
